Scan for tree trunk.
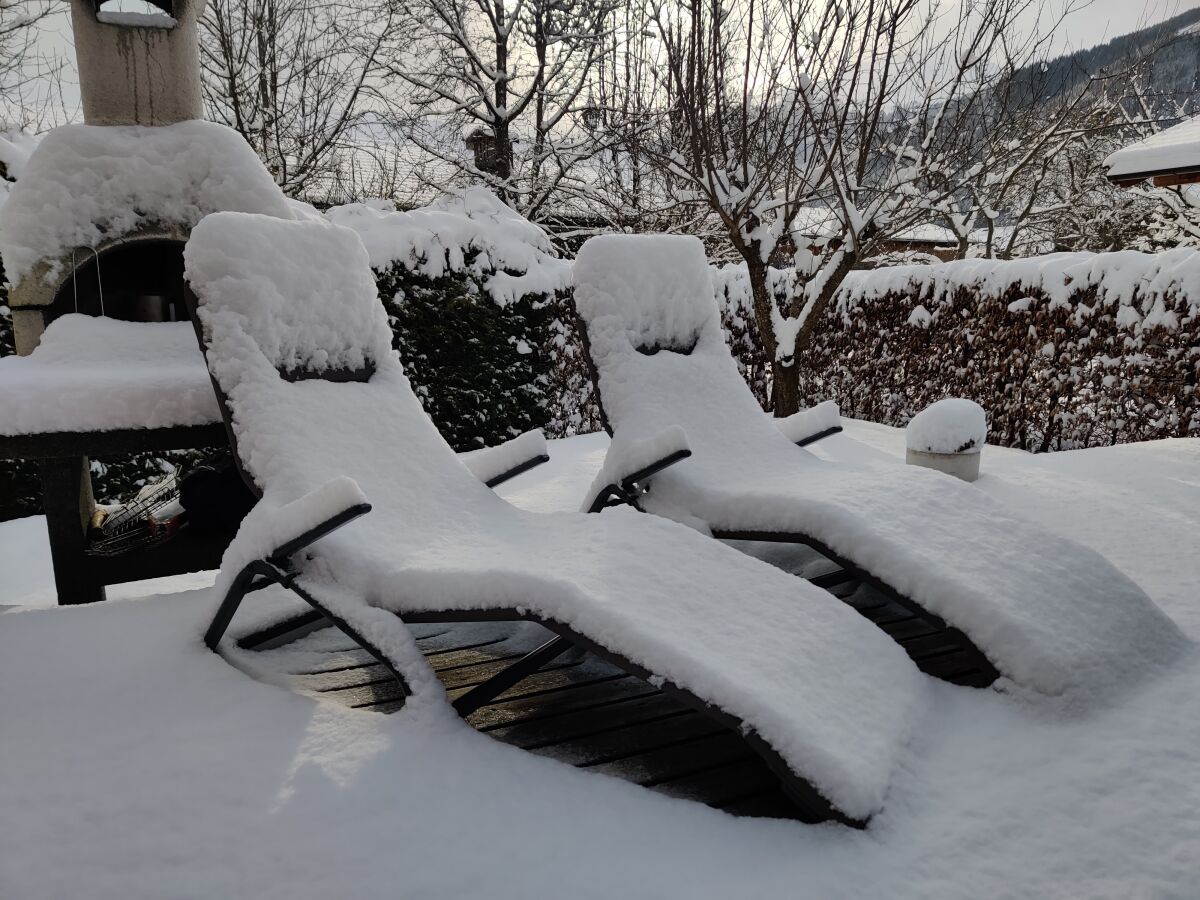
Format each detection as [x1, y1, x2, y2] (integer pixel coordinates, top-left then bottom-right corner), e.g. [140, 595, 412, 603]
[772, 361, 801, 416]
[743, 254, 803, 417]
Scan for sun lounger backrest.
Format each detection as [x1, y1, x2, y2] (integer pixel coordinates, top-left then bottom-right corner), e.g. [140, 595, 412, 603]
[185, 211, 393, 384]
[184, 213, 509, 548]
[575, 234, 810, 466]
[574, 234, 720, 355]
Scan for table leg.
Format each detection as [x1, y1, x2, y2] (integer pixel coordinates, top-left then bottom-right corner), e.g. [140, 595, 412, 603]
[39, 456, 105, 605]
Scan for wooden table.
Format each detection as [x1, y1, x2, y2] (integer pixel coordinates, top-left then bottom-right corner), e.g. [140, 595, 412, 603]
[0, 423, 231, 604]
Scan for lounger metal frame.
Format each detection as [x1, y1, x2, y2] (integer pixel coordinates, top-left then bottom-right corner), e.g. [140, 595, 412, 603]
[203, 504, 862, 827]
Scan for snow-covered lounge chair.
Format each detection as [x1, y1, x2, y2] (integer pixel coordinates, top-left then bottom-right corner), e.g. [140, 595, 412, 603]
[182, 211, 927, 827]
[573, 234, 1187, 702]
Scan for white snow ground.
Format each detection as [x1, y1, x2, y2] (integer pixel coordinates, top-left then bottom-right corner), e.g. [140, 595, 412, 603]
[2, 423, 1199, 899]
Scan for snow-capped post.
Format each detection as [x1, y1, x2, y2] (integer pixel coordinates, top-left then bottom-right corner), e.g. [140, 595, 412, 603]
[71, 0, 203, 127]
[905, 399, 987, 483]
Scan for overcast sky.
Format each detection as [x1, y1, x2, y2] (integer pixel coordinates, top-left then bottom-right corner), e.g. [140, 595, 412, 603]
[1043, 0, 1198, 52]
[18, 0, 1199, 125]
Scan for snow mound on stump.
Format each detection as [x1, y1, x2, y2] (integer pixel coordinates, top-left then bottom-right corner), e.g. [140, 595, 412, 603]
[907, 399, 987, 454]
[0, 121, 293, 282]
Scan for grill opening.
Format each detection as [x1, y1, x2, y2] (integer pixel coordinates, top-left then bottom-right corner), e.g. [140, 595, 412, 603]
[50, 238, 187, 326]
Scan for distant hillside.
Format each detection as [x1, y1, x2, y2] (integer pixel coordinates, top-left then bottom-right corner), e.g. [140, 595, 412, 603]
[1012, 7, 1200, 108]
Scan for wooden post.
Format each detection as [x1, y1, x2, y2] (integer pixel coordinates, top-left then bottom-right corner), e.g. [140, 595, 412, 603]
[38, 455, 105, 605]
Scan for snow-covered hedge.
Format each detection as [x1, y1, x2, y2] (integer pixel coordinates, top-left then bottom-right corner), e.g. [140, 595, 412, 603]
[326, 191, 600, 446]
[720, 250, 1199, 451]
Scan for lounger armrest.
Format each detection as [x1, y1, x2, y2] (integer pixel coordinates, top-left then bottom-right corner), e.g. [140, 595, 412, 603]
[584, 425, 692, 513]
[459, 429, 550, 488]
[776, 400, 843, 447]
[264, 476, 373, 565]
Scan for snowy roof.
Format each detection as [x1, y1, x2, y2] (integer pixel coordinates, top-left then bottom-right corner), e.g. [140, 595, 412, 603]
[0, 120, 293, 283]
[1104, 116, 1200, 182]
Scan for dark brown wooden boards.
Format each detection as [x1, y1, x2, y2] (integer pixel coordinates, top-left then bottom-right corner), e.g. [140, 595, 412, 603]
[272, 620, 805, 821]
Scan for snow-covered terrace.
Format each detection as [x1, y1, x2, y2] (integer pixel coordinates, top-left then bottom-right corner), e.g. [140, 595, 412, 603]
[2, 422, 1198, 897]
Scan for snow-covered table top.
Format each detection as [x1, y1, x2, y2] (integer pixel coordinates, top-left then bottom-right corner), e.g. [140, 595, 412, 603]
[0, 314, 220, 438]
[1105, 115, 1200, 180]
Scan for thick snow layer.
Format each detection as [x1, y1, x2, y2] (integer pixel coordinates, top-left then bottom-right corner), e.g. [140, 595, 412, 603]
[1104, 115, 1200, 179]
[0, 314, 220, 435]
[905, 399, 987, 454]
[184, 212, 387, 377]
[836, 247, 1200, 324]
[184, 212, 926, 821]
[0, 128, 38, 186]
[0, 129, 39, 211]
[95, 9, 178, 27]
[574, 234, 714, 353]
[0, 121, 293, 282]
[324, 188, 571, 304]
[2, 427, 1199, 899]
[459, 429, 548, 485]
[575, 233, 1189, 704]
[775, 400, 841, 445]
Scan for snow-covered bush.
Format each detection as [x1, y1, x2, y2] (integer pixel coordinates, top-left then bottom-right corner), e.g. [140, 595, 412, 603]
[710, 265, 778, 408]
[328, 190, 600, 447]
[748, 250, 1199, 451]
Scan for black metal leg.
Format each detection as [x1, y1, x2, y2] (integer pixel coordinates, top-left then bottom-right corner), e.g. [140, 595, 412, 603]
[452, 635, 576, 717]
[204, 560, 280, 650]
[39, 456, 104, 605]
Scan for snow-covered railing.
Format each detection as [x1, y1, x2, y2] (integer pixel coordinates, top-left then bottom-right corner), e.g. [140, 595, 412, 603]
[714, 249, 1199, 450]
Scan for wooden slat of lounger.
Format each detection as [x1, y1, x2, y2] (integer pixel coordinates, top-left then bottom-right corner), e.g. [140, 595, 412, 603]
[654, 756, 777, 806]
[359, 671, 631, 720]
[536, 709, 723, 769]
[487, 692, 694, 750]
[468, 675, 656, 731]
[881, 617, 945, 642]
[718, 787, 801, 819]
[322, 656, 587, 708]
[296, 648, 515, 692]
[584, 730, 754, 785]
[296, 636, 511, 680]
[919, 652, 991, 684]
[900, 633, 971, 660]
[277, 627, 807, 818]
[409, 624, 456, 641]
[292, 648, 380, 674]
[442, 661, 611, 705]
[316, 675, 409, 708]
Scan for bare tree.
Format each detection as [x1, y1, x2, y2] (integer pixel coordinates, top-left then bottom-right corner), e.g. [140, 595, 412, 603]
[387, 0, 619, 220]
[639, 0, 1077, 414]
[199, 0, 402, 198]
[0, 0, 63, 129]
